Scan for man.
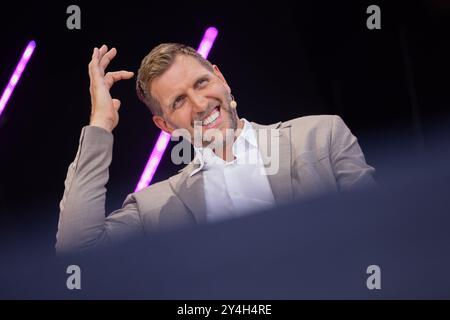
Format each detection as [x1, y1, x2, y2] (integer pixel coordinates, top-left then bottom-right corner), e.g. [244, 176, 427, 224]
[55, 43, 375, 253]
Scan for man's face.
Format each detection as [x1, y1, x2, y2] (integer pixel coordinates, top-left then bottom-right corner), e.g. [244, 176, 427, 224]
[150, 55, 239, 147]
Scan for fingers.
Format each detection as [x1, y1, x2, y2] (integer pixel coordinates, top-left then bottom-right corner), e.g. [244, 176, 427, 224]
[91, 47, 99, 60]
[88, 47, 100, 81]
[100, 47, 117, 71]
[97, 45, 118, 74]
[89, 45, 115, 79]
[97, 45, 108, 62]
[104, 70, 135, 89]
[89, 45, 133, 91]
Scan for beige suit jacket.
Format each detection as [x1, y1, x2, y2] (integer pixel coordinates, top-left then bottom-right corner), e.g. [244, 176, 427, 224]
[56, 115, 375, 253]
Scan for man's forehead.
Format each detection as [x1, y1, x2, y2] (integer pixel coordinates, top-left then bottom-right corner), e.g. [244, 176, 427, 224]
[154, 56, 208, 90]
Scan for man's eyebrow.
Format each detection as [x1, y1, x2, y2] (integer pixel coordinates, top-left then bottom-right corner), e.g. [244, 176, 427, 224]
[168, 74, 210, 109]
[194, 74, 210, 87]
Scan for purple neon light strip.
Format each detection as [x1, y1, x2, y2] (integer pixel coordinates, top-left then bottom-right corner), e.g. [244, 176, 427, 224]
[135, 27, 218, 192]
[197, 27, 219, 58]
[0, 41, 36, 118]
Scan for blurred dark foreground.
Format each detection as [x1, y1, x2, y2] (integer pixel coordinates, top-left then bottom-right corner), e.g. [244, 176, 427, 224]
[1, 118, 450, 300]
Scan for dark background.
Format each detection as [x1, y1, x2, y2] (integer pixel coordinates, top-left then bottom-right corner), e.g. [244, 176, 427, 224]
[0, 0, 449, 249]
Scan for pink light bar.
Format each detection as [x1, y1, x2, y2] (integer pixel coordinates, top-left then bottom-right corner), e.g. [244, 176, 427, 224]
[135, 27, 219, 192]
[197, 27, 219, 58]
[135, 130, 171, 192]
[0, 41, 36, 118]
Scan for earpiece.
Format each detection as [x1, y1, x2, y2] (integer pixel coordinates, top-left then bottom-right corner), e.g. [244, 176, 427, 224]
[230, 94, 237, 109]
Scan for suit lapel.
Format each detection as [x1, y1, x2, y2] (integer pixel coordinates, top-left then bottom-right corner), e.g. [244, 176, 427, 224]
[252, 122, 294, 205]
[169, 161, 207, 224]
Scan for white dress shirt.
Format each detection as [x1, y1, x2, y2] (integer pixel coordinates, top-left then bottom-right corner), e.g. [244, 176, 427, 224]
[191, 119, 276, 223]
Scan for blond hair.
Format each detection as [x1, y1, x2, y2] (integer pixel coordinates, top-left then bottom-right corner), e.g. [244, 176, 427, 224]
[136, 43, 214, 116]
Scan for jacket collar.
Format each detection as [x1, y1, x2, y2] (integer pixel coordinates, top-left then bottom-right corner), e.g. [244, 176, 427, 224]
[170, 120, 293, 223]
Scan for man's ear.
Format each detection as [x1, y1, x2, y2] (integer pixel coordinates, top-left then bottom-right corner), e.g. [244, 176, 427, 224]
[212, 65, 231, 93]
[153, 115, 174, 134]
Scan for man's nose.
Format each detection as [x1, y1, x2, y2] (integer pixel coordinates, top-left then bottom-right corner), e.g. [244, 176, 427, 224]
[190, 94, 209, 113]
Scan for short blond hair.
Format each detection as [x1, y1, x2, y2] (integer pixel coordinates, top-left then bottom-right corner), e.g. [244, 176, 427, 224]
[136, 43, 214, 116]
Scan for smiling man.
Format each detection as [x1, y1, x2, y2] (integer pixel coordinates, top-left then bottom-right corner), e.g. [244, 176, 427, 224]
[56, 43, 375, 253]
[137, 44, 242, 161]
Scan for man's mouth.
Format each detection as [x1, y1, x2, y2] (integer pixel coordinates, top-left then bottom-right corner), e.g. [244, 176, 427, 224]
[202, 105, 222, 129]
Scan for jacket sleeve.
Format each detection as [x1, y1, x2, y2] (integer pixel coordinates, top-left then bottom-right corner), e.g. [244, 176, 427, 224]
[329, 115, 376, 190]
[55, 126, 144, 254]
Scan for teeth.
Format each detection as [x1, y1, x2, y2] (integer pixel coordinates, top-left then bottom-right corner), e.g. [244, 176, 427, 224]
[203, 108, 220, 126]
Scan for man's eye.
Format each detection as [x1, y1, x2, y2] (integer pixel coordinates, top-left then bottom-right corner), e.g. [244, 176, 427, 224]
[173, 96, 184, 108]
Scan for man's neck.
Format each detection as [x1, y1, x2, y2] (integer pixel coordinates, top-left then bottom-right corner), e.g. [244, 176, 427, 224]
[214, 118, 245, 162]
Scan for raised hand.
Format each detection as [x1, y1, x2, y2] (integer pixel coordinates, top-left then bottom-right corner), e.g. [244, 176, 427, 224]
[88, 45, 134, 132]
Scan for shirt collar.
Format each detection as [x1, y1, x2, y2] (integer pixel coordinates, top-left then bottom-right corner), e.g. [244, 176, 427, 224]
[190, 118, 258, 176]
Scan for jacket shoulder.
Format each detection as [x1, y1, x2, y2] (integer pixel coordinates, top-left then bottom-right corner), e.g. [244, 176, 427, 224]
[281, 115, 340, 155]
[132, 178, 175, 206]
[281, 114, 337, 130]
